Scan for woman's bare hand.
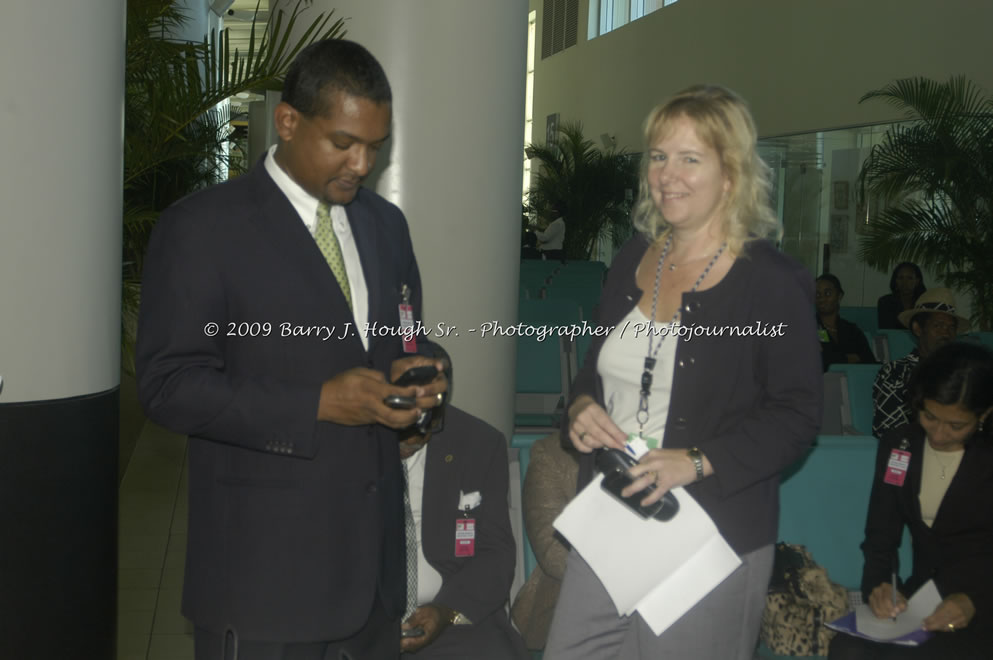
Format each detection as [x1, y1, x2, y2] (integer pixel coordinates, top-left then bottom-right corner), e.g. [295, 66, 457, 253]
[568, 395, 626, 453]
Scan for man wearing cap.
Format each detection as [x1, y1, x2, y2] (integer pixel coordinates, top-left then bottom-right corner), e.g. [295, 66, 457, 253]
[872, 288, 971, 438]
[396, 344, 528, 660]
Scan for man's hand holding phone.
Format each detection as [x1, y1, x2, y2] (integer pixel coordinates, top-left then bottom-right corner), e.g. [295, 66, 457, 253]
[400, 605, 451, 653]
[389, 357, 448, 409]
[315, 357, 447, 429]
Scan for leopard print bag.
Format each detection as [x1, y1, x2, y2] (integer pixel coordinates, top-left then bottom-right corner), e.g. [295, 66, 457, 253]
[760, 543, 849, 656]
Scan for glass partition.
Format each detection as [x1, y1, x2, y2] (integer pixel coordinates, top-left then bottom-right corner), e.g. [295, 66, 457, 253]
[758, 122, 917, 306]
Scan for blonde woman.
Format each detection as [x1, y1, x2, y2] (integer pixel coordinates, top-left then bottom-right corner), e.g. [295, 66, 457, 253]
[544, 85, 822, 659]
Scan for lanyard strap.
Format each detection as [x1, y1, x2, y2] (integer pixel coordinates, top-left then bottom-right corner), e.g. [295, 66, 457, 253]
[637, 235, 727, 435]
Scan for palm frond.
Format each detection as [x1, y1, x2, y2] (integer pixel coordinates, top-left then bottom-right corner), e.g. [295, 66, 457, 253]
[858, 75, 993, 328]
[121, 0, 346, 365]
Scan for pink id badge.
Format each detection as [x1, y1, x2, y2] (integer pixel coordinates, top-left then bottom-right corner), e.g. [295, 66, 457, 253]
[454, 518, 476, 557]
[399, 303, 417, 353]
[884, 449, 911, 486]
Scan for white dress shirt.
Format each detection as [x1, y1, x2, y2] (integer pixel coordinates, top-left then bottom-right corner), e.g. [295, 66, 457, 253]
[402, 447, 444, 605]
[264, 145, 370, 350]
[599, 305, 677, 445]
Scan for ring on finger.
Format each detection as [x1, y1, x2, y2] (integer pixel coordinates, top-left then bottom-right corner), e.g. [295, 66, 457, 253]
[947, 623, 956, 631]
[435, 392, 444, 406]
[579, 431, 588, 443]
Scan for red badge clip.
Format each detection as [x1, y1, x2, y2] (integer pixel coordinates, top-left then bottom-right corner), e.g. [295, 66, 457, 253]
[883, 448, 911, 486]
[454, 518, 476, 557]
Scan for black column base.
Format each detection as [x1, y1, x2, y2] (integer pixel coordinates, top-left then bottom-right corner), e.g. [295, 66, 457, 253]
[0, 388, 118, 659]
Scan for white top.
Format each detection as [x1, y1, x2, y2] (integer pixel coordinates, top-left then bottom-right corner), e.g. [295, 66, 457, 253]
[919, 441, 963, 527]
[264, 145, 369, 349]
[402, 447, 444, 605]
[598, 305, 678, 447]
[535, 216, 565, 251]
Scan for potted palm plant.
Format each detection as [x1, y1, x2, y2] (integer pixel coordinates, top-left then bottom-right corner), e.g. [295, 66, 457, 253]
[525, 121, 638, 260]
[857, 76, 993, 330]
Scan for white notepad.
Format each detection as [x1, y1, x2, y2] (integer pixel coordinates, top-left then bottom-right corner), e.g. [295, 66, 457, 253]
[554, 475, 741, 635]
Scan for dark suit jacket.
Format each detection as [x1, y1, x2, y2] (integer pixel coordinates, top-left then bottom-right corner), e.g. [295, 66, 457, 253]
[136, 160, 420, 641]
[410, 406, 527, 659]
[818, 316, 876, 371]
[565, 236, 822, 555]
[877, 292, 905, 330]
[862, 424, 993, 629]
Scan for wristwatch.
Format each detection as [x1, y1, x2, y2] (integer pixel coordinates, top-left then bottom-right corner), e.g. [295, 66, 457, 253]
[687, 447, 705, 482]
[447, 609, 471, 626]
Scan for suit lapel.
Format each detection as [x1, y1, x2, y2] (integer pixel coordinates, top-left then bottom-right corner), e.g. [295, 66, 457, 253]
[906, 433, 926, 524]
[345, 193, 381, 342]
[931, 441, 986, 531]
[246, 163, 362, 347]
[422, 434, 459, 566]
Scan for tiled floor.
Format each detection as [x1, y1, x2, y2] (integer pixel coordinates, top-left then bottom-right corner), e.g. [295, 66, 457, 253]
[118, 422, 193, 660]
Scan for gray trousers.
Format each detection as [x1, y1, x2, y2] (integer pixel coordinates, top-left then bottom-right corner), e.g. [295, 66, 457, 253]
[544, 544, 774, 660]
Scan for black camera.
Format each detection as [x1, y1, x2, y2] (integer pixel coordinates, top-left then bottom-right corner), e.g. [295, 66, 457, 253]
[596, 448, 679, 521]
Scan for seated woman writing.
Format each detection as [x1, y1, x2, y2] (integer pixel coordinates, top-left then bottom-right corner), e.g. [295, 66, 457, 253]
[829, 341, 993, 660]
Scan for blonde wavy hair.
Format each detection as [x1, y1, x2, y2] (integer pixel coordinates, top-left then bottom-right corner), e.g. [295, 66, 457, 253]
[631, 84, 781, 256]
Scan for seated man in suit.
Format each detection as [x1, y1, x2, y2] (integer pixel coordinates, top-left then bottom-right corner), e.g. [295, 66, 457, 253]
[872, 288, 968, 438]
[398, 344, 528, 660]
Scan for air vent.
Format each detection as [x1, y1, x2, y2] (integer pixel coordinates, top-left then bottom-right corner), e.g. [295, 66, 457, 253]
[542, 0, 579, 59]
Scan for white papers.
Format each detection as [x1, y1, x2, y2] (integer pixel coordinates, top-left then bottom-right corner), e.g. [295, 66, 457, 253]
[854, 580, 942, 640]
[553, 475, 741, 635]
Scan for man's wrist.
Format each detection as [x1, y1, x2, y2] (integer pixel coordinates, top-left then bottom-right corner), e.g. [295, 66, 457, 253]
[431, 603, 471, 626]
[687, 447, 705, 482]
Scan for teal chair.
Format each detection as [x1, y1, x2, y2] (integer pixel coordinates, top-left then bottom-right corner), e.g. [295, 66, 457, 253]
[827, 364, 882, 437]
[541, 285, 601, 321]
[878, 329, 917, 361]
[965, 331, 993, 351]
[758, 435, 914, 658]
[515, 300, 581, 429]
[840, 306, 878, 334]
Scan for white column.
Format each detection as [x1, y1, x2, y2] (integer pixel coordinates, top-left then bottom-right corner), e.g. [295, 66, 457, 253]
[0, 3, 125, 657]
[0, 2, 125, 403]
[279, 0, 528, 438]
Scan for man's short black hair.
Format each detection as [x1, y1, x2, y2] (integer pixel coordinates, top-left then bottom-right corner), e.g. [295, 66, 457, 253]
[282, 39, 392, 117]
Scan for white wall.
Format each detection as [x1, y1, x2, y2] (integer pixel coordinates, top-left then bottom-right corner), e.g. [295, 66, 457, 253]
[530, 0, 992, 320]
[532, 0, 993, 149]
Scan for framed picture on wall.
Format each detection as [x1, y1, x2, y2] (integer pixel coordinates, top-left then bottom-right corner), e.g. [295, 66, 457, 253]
[546, 113, 559, 145]
[832, 181, 850, 210]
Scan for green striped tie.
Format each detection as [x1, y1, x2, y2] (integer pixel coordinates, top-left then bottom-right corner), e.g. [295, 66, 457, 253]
[315, 201, 352, 309]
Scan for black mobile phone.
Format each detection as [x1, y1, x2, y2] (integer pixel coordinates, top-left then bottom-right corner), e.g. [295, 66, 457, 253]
[401, 626, 425, 638]
[384, 394, 417, 409]
[595, 449, 679, 521]
[393, 365, 439, 387]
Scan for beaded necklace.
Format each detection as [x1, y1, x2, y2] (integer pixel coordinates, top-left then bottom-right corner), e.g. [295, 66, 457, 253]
[636, 234, 727, 436]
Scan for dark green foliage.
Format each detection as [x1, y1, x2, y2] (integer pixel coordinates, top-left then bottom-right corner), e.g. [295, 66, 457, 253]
[858, 76, 993, 329]
[122, 0, 344, 372]
[525, 121, 638, 260]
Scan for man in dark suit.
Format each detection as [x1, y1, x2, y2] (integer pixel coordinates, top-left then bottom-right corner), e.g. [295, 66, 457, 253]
[136, 40, 446, 660]
[397, 346, 528, 660]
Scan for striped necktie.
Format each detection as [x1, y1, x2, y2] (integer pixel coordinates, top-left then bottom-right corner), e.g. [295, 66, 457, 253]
[314, 201, 352, 309]
[402, 461, 419, 620]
